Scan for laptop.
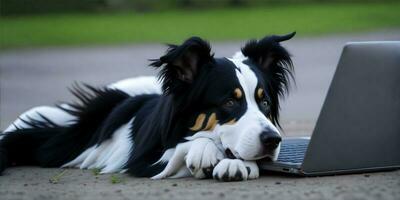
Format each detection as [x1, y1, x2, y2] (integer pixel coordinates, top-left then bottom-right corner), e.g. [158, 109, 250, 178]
[260, 41, 400, 176]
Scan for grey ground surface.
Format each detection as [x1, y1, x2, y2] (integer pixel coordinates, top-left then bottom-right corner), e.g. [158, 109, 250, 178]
[1, 168, 399, 200]
[1, 30, 400, 200]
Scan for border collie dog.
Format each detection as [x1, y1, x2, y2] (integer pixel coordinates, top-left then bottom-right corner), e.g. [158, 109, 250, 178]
[0, 32, 295, 181]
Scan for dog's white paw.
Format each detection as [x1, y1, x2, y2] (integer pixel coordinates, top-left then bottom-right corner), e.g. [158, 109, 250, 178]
[185, 138, 224, 179]
[212, 159, 259, 181]
[243, 160, 259, 180]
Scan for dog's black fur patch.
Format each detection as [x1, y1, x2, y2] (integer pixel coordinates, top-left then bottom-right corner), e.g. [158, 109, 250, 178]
[242, 32, 295, 127]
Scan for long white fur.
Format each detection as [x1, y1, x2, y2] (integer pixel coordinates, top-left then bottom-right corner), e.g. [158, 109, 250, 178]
[1, 105, 76, 140]
[62, 118, 133, 173]
[3, 105, 76, 134]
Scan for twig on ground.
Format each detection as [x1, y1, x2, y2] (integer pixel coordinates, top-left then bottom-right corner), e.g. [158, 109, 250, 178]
[49, 170, 68, 184]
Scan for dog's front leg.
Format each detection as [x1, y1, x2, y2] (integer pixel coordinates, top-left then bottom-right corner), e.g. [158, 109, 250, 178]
[185, 137, 224, 179]
[212, 159, 259, 181]
[151, 142, 192, 180]
[151, 137, 224, 179]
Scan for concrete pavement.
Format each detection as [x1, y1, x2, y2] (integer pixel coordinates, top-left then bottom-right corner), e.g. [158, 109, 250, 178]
[0, 167, 399, 200]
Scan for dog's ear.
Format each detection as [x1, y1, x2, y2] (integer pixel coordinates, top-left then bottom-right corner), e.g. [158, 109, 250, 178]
[241, 32, 295, 127]
[150, 37, 213, 94]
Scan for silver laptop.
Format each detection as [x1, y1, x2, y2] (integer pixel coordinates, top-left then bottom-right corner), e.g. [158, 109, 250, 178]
[260, 41, 400, 176]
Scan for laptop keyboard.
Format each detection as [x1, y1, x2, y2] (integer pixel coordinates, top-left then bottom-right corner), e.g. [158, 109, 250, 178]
[277, 138, 310, 164]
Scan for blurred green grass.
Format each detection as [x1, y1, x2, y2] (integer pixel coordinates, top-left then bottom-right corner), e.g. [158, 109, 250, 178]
[1, 2, 400, 49]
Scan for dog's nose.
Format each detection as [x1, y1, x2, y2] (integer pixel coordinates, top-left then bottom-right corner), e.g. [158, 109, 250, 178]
[260, 131, 282, 150]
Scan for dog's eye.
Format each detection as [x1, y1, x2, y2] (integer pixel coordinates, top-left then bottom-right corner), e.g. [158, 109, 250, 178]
[259, 99, 271, 113]
[261, 100, 268, 107]
[223, 99, 236, 108]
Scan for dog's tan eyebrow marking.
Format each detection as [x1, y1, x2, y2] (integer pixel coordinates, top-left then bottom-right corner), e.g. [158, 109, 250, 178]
[203, 113, 218, 131]
[224, 118, 236, 125]
[234, 88, 243, 99]
[257, 88, 264, 99]
[189, 113, 206, 131]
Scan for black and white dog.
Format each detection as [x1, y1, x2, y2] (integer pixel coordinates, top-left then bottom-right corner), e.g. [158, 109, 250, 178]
[0, 32, 295, 181]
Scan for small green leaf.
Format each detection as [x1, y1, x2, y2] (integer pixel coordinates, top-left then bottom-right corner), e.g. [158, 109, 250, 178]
[92, 168, 101, 176]
[110, 174, 123, 184]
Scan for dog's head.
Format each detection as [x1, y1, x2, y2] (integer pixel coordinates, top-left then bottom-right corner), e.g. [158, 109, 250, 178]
[150, 32, 295, 161]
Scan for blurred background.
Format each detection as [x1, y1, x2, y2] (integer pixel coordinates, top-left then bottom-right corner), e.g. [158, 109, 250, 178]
[1, 0, 400, 134]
